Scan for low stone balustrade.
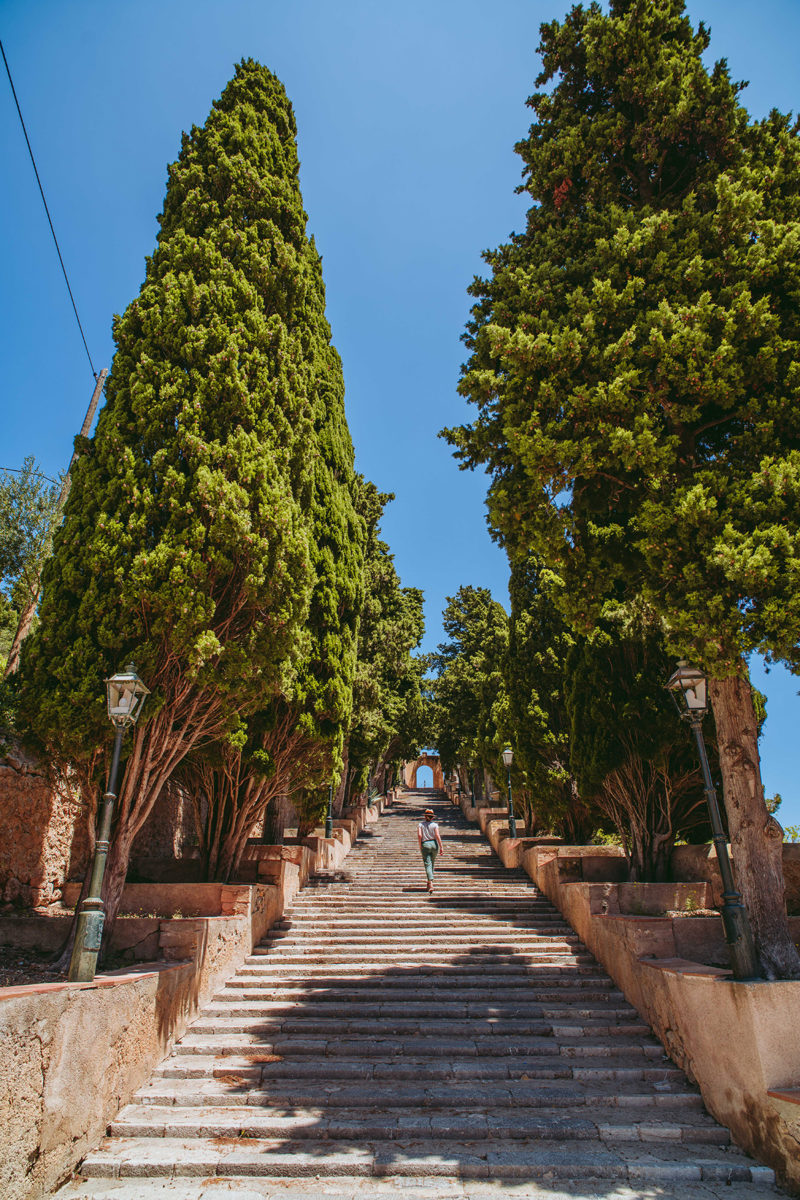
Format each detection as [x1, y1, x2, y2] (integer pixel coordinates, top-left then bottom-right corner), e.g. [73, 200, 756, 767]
[463, 794, 800, 1194]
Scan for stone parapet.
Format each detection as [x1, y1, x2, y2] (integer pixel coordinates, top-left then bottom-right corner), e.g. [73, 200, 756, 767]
[671, 842, 800, 913]
[0, 796, 391, 1200]
[0, 963, 195, 1200]
[473, 812, 800, 1195]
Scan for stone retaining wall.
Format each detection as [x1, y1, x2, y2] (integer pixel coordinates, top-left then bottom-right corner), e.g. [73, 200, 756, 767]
[465, 796, 800, 1195]
[0, 747, 90, 908]
[0, 795, 390, 1200]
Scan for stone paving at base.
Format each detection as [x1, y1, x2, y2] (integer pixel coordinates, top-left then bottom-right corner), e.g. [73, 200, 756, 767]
[57, 793, 783, 1199]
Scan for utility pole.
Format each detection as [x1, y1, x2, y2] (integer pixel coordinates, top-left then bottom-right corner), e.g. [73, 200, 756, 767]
[57, 368, 108, 509]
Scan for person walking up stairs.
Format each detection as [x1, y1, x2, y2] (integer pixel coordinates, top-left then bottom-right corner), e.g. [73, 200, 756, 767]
[59, 791, 781, 1198]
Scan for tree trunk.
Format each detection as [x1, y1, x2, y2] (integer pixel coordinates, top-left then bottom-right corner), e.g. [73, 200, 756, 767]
[333, 743, 349, 817]
[52, 870, 91, 971]
[263, 793, 292, 845]
[636, 830, 673, 883]
[709, 671, 800, 979]
[3, 593, 38, 678]
[98, 826, 136, 964]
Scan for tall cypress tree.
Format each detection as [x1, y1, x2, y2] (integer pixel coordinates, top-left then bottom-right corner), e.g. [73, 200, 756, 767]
[17, 61, 346, 935]
[345, 483, 425, 799]
[447, 1, 800, 977]
[289, 259, 367, 818]
[431, 586, 509, 784]
[187, 246, 369, 872]
[504, 554, 586, 838]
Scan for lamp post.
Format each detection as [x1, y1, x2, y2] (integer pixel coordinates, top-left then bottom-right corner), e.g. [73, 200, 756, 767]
[367, 767, 373, 809]
[666, 660, 760, 981]
[502, 746, 517, 838]
[69, 664, 149, 983]
[325, 781, 334, 839]
[470, 768, 475, 808]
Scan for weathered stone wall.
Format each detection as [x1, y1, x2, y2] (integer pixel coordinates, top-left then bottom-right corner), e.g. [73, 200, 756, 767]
[467, 795, 800, 1195]
[0, 962, 196, 1200]
[0, 746, 90, 908]
[128, 778, 201, 881]
[671, 842, 800, 913]
[0, 794, 393, 1200]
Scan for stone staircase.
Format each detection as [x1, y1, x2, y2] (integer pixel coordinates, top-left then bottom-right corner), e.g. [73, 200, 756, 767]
[60, 792, 780, 1198]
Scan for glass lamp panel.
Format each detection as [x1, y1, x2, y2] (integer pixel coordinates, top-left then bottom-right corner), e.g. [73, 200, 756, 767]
[685, 675, 707, 711]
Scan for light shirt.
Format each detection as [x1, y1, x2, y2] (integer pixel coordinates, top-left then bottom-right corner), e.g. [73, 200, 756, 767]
[418, 820, 439, 841]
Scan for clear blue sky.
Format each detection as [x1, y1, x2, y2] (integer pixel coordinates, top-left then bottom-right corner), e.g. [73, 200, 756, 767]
[2, 0, 799, 823]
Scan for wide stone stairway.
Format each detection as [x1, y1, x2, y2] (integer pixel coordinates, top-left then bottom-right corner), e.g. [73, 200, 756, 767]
[61, 793, 779, 1199]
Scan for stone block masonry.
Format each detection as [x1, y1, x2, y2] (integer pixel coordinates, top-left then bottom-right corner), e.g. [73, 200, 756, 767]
[0, 796, 389, 1200]
[468, 796, 800, 1196]
[0, 745, 90, 908]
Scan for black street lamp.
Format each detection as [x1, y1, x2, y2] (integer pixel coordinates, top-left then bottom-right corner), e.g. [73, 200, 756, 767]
[367, 767, 373, 809]
[69, 664, 150, 983]
[325, 781, 334, 839]
[666, 660, 760, 980]
[502, 746, 517, 838]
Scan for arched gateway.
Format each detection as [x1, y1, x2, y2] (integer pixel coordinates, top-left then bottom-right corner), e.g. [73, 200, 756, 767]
[403, 750, 445, 790]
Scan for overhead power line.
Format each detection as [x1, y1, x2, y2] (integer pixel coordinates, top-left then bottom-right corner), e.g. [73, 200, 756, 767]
[0, 466, 61, 485]
[0, 38, 98, 380]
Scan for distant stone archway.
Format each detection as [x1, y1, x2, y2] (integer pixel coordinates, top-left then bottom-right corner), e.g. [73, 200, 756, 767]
[403, 751, 445, 790]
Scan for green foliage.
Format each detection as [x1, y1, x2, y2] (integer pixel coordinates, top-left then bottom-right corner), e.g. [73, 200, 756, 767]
[566, 605, 684, 794]
[346, 482, 425, 792]
[766, 792, 782, 815]
[12, 62, 372, 916]
[565, 602, 711, 878]
[0, 595, 17, 677]
[503, 553, 578, 828]
[288, 248, 366, 783]
[430, 586, 508, 779]
[446, 0, 800, 678]
[17, 61, 332, 762]
[0, 459, 62, 673]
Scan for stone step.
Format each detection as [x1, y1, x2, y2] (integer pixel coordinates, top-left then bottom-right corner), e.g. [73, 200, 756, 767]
[79, 1136, 771, 1184]
[265, 927, 577, 940]
[258, 939, 578, 952]
[110, 1103, 730, 1145]
[322, 892, 546, 901]
[201, 999, 640, 1019]
[290, 882, 548, 889]
[190, 1013, 652, 1036]
[238, 953, 595, 967]
[153, 1053, 703, 1096]
[141, 1063, 690, 1096]
[171, 1032, 670, 1062]
[227, 960, 609, 974]
[293, 877, 546, 884]
[56, 1176, 782, 1199]
[289, 904, 552, 911]
[245, 945, 591, 957]
[221, 984, 627, 1002]
[275, 919, 571, 931]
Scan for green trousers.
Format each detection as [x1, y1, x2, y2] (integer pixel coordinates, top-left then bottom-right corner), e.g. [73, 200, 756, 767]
[421, 839, 438, 881]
